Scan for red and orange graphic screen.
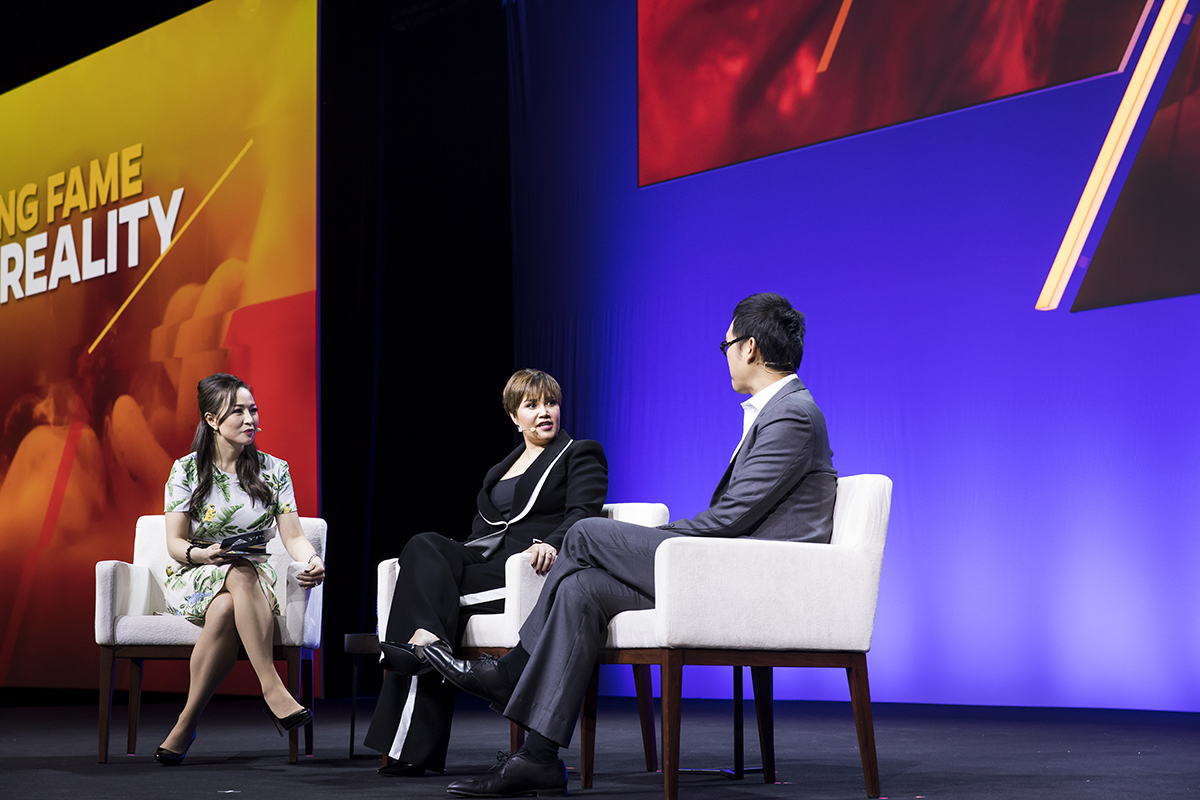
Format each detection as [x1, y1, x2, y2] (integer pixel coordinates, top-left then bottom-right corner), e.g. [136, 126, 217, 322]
[638, 0, 1153, 185]
[0, 0, 317, 689]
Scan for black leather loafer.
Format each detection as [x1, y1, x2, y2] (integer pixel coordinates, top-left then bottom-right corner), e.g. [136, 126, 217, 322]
[380, 641, 433, 676]
[423, 640, 516, 713]
[446, 751, 567, 797]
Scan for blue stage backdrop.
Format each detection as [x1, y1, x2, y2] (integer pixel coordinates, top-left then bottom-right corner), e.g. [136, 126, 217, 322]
[506, 0, 1200, 711]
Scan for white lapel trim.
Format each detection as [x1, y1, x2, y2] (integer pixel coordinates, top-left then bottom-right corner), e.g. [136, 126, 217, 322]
[478, 439, 574, 530]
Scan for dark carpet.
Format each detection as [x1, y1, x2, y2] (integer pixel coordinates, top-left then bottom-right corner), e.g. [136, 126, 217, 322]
[2, 693, 1198, 799]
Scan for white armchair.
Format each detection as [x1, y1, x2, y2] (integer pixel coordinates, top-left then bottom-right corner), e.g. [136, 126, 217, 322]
[581, 474, 893, 800]
[95, 515, 326, 764]
[375, 502, 669, 756]
[377, 503, 669, 651]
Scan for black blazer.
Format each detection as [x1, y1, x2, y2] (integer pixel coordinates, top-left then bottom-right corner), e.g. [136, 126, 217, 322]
[468, 430, 608, 554]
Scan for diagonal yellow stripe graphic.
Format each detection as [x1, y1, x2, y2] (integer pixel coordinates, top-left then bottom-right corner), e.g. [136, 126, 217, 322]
[87, 138, 255, 353]
[1035, 0, 1187, 310]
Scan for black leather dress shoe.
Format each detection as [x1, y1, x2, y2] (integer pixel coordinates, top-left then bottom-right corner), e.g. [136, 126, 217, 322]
[446, 751, 567, 797]
[380, 641, 433, 676]
[423, 640, 516, 713]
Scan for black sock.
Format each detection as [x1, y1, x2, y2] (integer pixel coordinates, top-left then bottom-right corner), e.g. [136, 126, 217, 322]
[520, 731, 559, 764]
[498, 643, 530, 684]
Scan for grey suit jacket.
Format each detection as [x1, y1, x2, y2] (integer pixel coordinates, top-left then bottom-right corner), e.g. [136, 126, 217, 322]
[665, 379, 836, 543]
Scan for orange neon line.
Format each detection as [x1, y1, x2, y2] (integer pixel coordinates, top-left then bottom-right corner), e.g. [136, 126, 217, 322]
[87, 139, 254, 353]
[817, 0, 855, 73]
[1035, 0, 1187, 310]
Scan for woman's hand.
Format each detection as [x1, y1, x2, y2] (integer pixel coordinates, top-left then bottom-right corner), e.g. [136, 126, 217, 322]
[194, 543, 236, 566]
[298, 556, 325, 589]
[524, 542, 558, 576]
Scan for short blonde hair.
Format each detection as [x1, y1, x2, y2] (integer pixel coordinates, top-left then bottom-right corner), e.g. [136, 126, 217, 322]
[503, 369, 562, 416]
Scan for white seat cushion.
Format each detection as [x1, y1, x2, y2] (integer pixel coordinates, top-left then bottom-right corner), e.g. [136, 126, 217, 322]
[606, 609, 657, 648]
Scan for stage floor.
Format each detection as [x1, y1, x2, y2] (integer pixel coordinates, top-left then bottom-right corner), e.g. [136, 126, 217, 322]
[2, 693, 1198, 799]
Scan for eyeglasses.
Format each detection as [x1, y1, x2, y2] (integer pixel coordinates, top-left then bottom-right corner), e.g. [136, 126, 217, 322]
[719, 335, 750, 356]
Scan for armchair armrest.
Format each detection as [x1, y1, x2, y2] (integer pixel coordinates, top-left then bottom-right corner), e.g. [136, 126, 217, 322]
[279, 561, 323, 649]
[377, 558, 399, 639]
[654, 537, 883, 652]
[502, 552, 548, 634]
[95, 561, 156, 646]
[604, 502, 669, 527]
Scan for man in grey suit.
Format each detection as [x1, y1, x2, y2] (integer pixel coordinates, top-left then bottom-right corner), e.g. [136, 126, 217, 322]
[427, 292, 837, 797]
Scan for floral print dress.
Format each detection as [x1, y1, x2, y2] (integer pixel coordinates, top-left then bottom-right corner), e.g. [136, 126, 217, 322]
[162, 451, 297, 620]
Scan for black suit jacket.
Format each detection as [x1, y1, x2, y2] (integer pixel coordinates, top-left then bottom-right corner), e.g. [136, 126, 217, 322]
[468, 430, 608, 554]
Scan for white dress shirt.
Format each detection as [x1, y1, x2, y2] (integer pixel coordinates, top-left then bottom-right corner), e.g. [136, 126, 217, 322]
[731, 373, 799, 461]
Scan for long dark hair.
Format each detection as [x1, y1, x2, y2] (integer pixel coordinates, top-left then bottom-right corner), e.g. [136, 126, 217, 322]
[188, 373, 273, 520]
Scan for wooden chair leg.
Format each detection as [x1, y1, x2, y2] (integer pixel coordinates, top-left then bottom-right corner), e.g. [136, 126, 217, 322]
[127, 658, 144, 755]
[633, 662, 658, 771]
[302, 649, 314, 756]
[732, 666, 744, 778]
[510, 722, 525, 753]
[287, 648, 301, 763]
[661, 651, 684, 800]
[846, 654, 880, 798]
[750, 666, 775, 784]
[99, 648, 115, 763]
[580, 663, 600, 788]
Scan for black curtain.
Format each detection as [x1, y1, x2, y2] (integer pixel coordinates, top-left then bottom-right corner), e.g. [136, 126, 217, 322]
[320, 0, 514, 697]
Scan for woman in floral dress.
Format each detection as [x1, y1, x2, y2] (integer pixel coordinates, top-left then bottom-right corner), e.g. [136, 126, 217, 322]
[154, 373, 325, 765]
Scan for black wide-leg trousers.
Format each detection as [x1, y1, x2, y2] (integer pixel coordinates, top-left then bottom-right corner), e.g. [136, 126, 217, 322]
[363, 532, 506, 770]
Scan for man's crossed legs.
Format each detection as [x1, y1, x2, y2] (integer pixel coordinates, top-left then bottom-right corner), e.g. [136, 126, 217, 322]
[426, 518, 680, 796]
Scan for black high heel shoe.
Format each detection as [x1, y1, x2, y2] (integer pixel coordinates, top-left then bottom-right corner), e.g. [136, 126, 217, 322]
[380, 641, 433, 676]
[377, 760, 428, 777]
[154, 731, 196, 766]
[262, 699, 312, 736]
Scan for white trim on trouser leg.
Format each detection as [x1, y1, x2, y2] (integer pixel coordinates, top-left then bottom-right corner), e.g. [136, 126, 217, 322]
[459, 587, 505, 606]
[388, 678, 419, 760]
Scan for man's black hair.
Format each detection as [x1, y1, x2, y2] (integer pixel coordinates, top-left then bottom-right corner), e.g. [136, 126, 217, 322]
[731, 292, 806, 372]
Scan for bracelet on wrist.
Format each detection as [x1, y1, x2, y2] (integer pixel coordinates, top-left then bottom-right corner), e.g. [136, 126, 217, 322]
[185, 544, 199, 567]
[307, 554, 320, 565]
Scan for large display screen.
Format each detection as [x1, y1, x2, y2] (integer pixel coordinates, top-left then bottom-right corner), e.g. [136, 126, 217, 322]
[0, 0, 317, 690]
[1073, 7, 1200, 309]
[638, 0, 1153, 185]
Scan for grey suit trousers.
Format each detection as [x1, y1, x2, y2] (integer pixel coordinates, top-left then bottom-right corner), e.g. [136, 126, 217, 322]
[503, 517, 679, 747]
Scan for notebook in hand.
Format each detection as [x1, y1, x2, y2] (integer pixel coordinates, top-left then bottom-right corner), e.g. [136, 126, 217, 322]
[220, 529, 270, 555]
